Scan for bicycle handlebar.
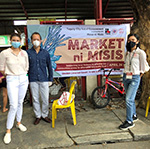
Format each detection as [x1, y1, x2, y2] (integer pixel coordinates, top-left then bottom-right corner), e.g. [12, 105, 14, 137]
[98, 68, 120, 78]
[98, 68, 120, 71]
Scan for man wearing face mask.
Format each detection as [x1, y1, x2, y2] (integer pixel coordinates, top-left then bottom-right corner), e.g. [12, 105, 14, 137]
[27, 32, 53, 125]
[118, 33, 148, 130]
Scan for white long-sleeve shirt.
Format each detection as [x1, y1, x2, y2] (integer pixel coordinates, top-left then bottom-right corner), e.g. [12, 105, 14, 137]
[124, 47, 147, 75]
[0, 48, 29, 75]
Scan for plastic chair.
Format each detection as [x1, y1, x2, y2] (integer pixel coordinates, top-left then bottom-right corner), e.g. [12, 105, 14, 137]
[52, 81, 77, 128]
[145, 96, 150, 117]
[66, 77, 80, 90]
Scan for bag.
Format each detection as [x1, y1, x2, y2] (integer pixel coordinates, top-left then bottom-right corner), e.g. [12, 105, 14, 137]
[145, 61, 150, 73]
[57, 91, 75, 105]
[49, 84, 61, 95]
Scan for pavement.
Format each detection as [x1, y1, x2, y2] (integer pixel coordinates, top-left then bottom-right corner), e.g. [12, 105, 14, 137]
[0, 89, 150, 149]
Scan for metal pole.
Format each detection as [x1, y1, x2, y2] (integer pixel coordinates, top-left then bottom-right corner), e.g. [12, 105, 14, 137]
[19, 0, 28, 19]
[97, 0, 103, 86]
[65, 0, 67, 20]
[98, 0, 102, 20]
[103, 0, 110, 15]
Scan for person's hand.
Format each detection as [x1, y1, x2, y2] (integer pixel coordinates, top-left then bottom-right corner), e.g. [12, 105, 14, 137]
[49, 82, 52, 86]
[140, 73, 144, 78]
[0, 77, 2, 83]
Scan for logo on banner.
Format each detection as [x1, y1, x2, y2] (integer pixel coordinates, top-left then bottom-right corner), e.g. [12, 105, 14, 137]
[119, 28, 124, 34]
[112, 29, 117, 34]
[105, 28, 111, 35]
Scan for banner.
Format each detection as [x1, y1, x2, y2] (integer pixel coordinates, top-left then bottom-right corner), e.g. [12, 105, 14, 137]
[27, 25, 126, 77]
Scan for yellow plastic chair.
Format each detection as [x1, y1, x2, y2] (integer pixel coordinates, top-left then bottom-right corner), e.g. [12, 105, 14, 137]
[52, 81, 77, 128]
[66, 77, 79, 90]
[145, 96, 150, 117]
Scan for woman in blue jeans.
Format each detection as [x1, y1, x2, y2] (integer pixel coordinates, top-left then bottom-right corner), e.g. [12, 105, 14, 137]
[119, 33, 148, 130]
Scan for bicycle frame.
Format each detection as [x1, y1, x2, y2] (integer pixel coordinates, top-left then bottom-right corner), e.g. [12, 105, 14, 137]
[102, 69, 125, 98]
[106, 78, 125, 94]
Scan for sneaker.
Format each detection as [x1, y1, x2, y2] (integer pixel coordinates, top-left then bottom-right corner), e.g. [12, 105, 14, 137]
[119, 121, 135, 130]
[3, 133, 11, 144]
[16, 124, 27, 132]
[133, 115, 139, 122]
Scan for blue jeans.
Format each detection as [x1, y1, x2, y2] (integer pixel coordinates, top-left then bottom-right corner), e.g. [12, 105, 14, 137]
[123, 73, 141, 122]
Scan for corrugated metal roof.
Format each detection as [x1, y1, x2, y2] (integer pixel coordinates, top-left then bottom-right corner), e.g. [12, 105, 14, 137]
[0, 0, 133, 21]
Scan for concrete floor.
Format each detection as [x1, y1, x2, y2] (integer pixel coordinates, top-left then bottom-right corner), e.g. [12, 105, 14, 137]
[0, 84, 150, 149]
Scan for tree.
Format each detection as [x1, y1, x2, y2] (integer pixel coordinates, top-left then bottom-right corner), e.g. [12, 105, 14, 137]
[130, 0, 150, 108]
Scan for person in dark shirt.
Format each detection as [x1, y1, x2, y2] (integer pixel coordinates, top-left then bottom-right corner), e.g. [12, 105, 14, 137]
[27, 32, 53, 125]
[0, 72, 8, 112]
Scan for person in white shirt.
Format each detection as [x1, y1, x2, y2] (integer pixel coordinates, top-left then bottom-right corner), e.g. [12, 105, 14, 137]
[0, 33, 29, 144]
[119, 33, 147, 130]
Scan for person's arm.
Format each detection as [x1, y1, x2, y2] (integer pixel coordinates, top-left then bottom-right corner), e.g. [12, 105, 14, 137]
[46, 53, 53, 82]
[0, 76, 3, 83]
[0, 51, 6, 76]
[139, 50, 147, 75]
[0, 73, 5, 83]
[140, 73, 144, 78]
[0, 71, 6, 78]
[25, 51, 29, 72]
[0, 75, 5, 79]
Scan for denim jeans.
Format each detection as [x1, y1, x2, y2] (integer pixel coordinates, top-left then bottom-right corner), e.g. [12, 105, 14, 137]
[123, 73, 141, 122]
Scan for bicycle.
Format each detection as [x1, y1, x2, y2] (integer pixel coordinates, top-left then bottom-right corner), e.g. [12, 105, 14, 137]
[91, 68, 142, 109]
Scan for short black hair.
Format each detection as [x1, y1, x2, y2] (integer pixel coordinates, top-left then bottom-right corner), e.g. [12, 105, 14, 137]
[127, 33, 140, 47]
[31, 32, 42, 40]
[10, 33, 21, 40]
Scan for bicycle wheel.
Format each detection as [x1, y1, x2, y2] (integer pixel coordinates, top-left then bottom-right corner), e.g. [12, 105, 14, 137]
[91, 86, 110, 108]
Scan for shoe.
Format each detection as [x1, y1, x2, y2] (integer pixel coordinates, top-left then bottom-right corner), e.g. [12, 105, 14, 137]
[133, 115, 139, 122]
[42, 117, 52, 123]
[119, 121, 135, 130]
[16, 124, 27, 132]
[3, 133, 11, 144]
[34, 118, 41, 125]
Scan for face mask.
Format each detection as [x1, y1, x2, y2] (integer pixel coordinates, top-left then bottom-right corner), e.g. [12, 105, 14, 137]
[126, 41, 136, 52]
[11, 41, 21, 48]
[33, 40, 40, 48]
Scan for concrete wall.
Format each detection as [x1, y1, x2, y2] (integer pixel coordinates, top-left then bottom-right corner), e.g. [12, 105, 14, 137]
[84, 20, 97, 100]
